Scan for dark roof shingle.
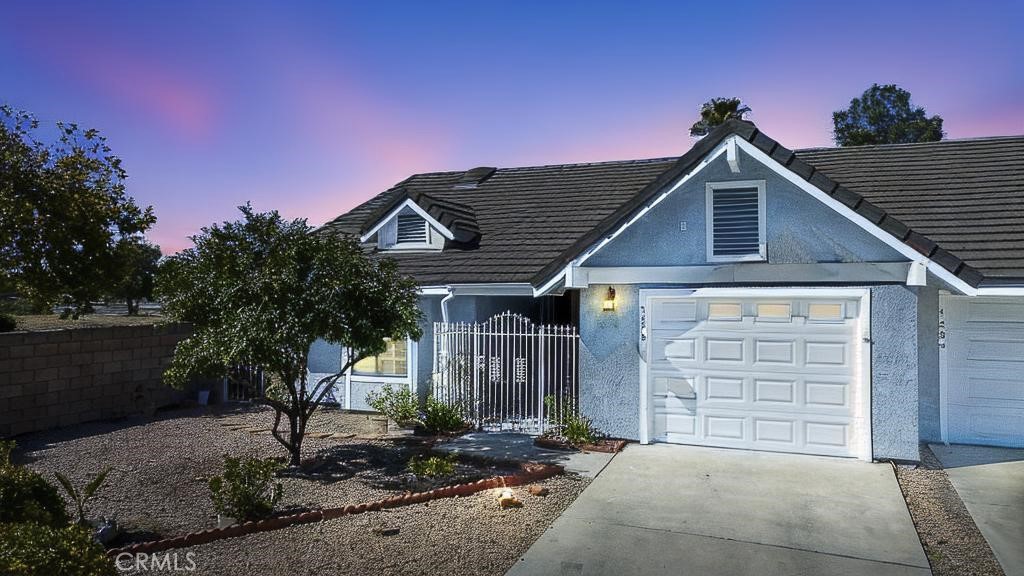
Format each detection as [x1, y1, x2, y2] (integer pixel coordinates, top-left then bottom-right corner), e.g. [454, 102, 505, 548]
[322, 121, 1024, 287]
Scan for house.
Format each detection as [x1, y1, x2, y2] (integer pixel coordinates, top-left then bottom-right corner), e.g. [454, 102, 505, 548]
[319, 119, 1024, 462]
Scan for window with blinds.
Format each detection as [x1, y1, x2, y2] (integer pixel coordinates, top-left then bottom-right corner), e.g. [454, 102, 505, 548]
[396, 214, 428, 244]
[706, 181, 765, 261]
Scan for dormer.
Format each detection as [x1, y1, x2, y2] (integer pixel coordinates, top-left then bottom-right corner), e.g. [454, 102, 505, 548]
[359, 188, 480, 251]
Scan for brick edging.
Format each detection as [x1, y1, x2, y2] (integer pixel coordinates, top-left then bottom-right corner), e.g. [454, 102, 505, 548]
[106, 462, 561, 557]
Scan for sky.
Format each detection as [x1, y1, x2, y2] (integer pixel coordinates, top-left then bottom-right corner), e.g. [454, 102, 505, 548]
[2, 1, 1022, 253]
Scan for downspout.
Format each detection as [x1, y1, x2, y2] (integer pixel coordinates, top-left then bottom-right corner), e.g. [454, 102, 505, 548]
[440, 287, 455, 323]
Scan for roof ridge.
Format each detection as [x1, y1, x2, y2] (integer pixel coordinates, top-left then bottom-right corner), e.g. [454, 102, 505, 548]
[796, 134, 1024, 154]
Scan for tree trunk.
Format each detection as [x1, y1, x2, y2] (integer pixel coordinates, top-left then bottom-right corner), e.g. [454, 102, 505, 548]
[288, 411, 301, 467]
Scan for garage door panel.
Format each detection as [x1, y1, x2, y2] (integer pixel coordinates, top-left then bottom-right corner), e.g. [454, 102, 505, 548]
[754, 339, 795, 365]
[945, 296, 1024, 448]
[705, 338, 745, 363]
[754, 379, 796, 404]
[648, 294, 866, 458]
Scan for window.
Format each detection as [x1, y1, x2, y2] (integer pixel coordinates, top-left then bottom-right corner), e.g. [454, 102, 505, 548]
[396, 214, 428, 244]
[706, 180, 766, 262]
[808, 302, 845, 322]
[756, 303, 792, 321]
[708, 302, 742, 320]
[353, 339, 408, 376]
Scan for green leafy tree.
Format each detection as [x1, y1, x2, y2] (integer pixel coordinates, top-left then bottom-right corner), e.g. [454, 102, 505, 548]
[833, 84, 944, 146]
[157, 206, 421, 466]
[108, 238, 162, 315]
[0, 105, 156, 317]
[689, 97, 752, 137]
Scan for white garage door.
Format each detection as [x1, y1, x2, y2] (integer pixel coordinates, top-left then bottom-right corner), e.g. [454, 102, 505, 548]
[644, 292, 870, 459]
[943, 296, 1024, 448]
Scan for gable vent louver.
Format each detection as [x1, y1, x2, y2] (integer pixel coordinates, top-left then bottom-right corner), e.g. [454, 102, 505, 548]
[396, 214, 428, 243]
[711, 187, 761, 257]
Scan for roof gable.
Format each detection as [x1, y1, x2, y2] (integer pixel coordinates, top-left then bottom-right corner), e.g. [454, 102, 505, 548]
[321, 120, 1024, 290]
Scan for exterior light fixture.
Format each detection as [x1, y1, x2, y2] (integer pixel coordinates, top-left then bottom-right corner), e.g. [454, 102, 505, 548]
[602, 287, 616, 312]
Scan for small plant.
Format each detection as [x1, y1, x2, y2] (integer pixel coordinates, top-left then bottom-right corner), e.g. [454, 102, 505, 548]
[0, 313, 16, 332]
[562, 413, 599, 446]
[208, 455, 283, 522]
[0, 463, 69, 527]
[407, 454, 457, 478]
[0, 439, 14, 465]
[421, 396, 466, 434]
[0, 522, 115, 576]
[366, 384, 420, 427]
[54, 468, 112, 525]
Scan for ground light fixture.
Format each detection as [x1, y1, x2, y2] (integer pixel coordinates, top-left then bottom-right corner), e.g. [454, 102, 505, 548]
[602, 287, 616, 312]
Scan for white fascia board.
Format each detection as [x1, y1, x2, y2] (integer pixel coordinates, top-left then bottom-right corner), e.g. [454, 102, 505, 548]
[733, 138, 978, 296]
[359, 199, 455, 243]
[419, 283, 534, 297]
[533, 264, 571, 297]
[976, 287, 1024, 296]
[688, 287, 870, 299]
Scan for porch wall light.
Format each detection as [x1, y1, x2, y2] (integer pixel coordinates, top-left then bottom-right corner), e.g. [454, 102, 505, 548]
[602, 287, 616, 312]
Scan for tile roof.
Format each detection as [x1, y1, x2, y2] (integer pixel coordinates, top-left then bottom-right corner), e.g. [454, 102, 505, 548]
[321, 120, 1024, 288]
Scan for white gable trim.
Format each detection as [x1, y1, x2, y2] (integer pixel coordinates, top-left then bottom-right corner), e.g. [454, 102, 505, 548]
[733, 137, 976, 296]
[359, 198, 455, 243]
[575, 141, 730, 268]
[557, 135, 977, 296]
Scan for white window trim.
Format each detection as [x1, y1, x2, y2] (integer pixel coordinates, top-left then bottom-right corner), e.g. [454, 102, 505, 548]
[705, 179, 766, 263]
[344, 338, 417, 409]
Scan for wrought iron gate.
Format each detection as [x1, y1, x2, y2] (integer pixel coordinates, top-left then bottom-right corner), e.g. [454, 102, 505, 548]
[432, 312, 579, 433]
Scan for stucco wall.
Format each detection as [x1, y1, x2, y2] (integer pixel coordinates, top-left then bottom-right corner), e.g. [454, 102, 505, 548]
[870, 285, 920, 461]
[585, 149, 905, 268]
[579, 284, 641, 439]
[916, 283, 941, 442]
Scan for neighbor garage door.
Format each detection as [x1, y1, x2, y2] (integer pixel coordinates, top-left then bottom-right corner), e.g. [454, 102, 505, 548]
[943, 296, 1024, 448]
[645, 292, 870, 459]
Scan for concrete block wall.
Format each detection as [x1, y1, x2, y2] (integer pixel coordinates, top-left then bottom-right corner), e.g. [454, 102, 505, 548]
[0, 323, 192, 437]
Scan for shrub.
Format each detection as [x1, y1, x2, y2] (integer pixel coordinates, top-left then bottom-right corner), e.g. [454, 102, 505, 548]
[208, 455, 283, 522]
[0, 522, 115, 576]
[561, 413, 599, 446]
[366, 384, 420, 427]
[407, 454, 457, 478]
[0, 440, 14, 465]
[421, 396, 466, 434]
[0, 313, 16, 332]
[0, 464, 69, 527]
[54, 468, 111, 525]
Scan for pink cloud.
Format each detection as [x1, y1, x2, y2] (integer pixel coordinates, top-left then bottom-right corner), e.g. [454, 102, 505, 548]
[10, 20, 219, 144]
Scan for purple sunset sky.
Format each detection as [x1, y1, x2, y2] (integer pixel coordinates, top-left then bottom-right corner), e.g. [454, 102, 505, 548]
[2, 1, 1022, 253]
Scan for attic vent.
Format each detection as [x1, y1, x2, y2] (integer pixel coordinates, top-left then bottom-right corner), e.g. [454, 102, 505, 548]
[453, 166, 496, 189]
[396, 214, 428, 243]
[706, 181, 765, 261]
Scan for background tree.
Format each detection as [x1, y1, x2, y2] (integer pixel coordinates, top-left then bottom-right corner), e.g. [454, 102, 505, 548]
[689, 97, 752, 137]
[108, 238, 162, 315]
[833, 84, 944, 146]
[0, 104, 156, 317]
[157, 206, 421, 466]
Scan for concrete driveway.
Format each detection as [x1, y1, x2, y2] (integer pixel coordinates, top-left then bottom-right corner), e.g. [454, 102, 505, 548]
[508, 444, 930, 576]
[931, 444, 1024, 576]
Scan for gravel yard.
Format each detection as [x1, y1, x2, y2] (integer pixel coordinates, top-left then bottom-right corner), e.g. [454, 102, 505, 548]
[161, 474, 588, 576]
[12, 406, 522, 546]
[894, 444, 1005, 576]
